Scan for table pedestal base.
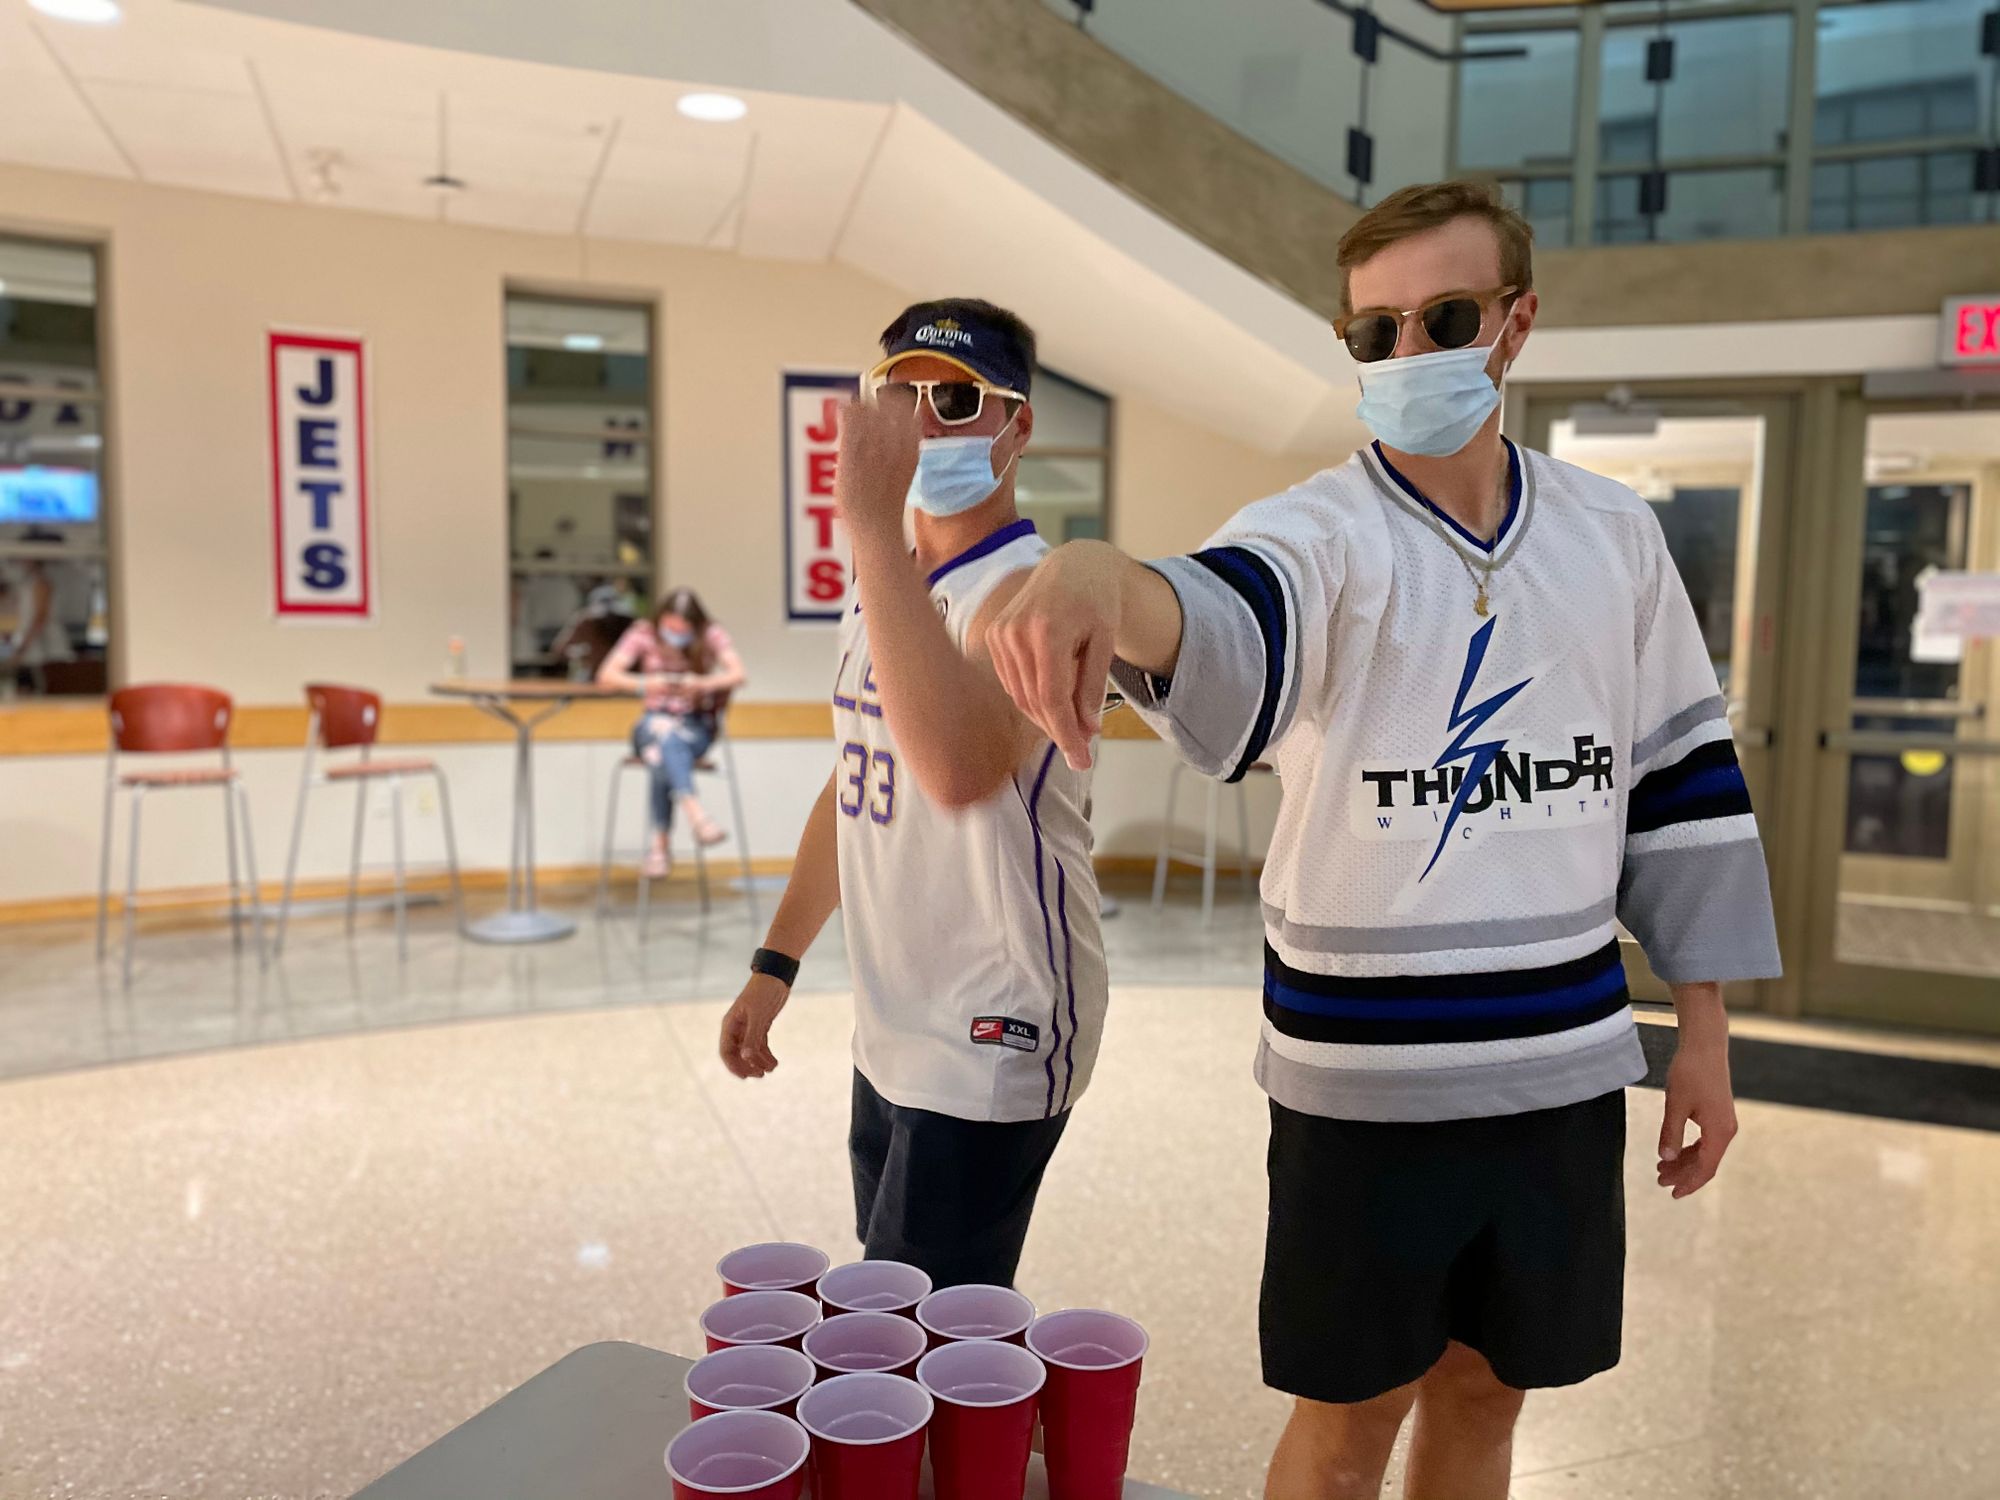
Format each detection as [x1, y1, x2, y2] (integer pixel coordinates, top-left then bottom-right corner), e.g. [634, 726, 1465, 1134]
[465, 910, 577, 945]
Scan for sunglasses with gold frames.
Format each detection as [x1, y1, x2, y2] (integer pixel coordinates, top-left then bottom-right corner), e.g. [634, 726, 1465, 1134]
[1334, 285, 1520, 364]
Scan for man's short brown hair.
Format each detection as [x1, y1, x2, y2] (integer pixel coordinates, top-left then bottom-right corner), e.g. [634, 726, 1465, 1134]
[1336, 181, 1534, 314]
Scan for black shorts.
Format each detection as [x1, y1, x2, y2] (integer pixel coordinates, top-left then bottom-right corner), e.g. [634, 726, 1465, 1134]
[849, 1069, 1071, 1290]
[1261, 1089, 1626, 1404]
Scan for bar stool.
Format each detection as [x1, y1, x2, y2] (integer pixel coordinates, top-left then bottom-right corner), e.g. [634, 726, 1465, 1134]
[596, 719, 759, 937]
[1151, 762, 1267, 925]
[276, 683, 465, 959]
[96, 683, 268, 985]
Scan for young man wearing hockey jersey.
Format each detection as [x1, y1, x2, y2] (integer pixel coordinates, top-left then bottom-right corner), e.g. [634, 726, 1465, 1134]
[717, 300, 1106, 1290]
[985, 183, 1781, 1499]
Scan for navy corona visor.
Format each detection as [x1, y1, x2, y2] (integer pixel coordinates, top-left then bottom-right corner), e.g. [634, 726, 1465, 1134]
[871, 307, 1033, 398]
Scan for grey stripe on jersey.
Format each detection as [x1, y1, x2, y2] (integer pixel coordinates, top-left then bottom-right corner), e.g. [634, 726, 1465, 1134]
[1108, 552, 1294, 781]
[1633, 693, 1729, 770]
[1262, 896, 1618, 956]
[1617, 835, 1783, 984]
[1254, 1019, 1646, 1123]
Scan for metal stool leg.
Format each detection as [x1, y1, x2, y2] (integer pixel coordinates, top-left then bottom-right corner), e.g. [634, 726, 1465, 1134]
[597, 758, 624, 918]
[389, 774, 409, 960]
[1153, 762, 1183, 911]
[236, 783, 269, 967]
[277, 760, 312, 957]
[637, 770, 652, 941]
[346, 779, 370, 937]
[433, 771, 466, 934]
[1201, 777, 1219, 925]
[693, 816, 711, 917]
[121, 788, 145, 988]
[96, 767, 116, 962]
[1235, 779, 1254, 906]
[222, 778, 245, 952]
[722, 737, 758, 928]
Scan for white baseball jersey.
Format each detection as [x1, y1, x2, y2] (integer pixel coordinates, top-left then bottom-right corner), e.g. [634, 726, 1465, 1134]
[1112, 440, 1782, 1123]
[834, 518, 1108, 1124]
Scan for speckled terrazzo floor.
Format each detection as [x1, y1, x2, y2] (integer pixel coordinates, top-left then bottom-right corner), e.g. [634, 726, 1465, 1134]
[3, 929, 1998, 1498]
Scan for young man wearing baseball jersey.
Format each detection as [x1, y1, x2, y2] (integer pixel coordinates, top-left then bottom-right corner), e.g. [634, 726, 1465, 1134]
[718, 299, 1106, 1291]
[984, 183, 1782, 1499]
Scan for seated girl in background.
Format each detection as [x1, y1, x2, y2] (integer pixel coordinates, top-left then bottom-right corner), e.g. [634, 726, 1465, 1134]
[597, 587, 747, 877]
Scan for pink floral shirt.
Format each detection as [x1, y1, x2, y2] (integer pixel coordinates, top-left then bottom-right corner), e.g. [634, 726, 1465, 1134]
[604, 621, 735, 714]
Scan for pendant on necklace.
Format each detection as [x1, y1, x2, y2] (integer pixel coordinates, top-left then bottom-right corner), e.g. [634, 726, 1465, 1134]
[1474, 586, 1490, 617]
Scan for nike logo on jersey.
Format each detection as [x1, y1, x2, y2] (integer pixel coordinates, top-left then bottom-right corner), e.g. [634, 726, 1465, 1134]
[971, 1016, 1040, 1052]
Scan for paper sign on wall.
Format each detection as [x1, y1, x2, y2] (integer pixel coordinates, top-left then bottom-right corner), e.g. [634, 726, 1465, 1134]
[783, 371, 858, 622]
[1914, 569, 2000, 660]
[269, 331, 372, 619]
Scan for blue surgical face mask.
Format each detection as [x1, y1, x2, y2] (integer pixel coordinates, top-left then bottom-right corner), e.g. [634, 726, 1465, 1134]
[1353, 343, 1503, 458]
[660, 626, 695, 650]
[907, 416, 1019, 517]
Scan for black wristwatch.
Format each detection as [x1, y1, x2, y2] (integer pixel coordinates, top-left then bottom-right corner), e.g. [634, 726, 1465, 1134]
[750, 947, 801, 989]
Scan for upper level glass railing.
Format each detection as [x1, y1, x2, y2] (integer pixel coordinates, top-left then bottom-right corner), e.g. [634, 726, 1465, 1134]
[1040, 0, 2000, 246]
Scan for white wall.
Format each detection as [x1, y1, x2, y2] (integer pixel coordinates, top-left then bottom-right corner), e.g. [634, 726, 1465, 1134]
[0, 163, 1344, 905]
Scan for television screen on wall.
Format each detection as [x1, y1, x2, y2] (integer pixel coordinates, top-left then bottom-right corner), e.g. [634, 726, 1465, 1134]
[0, 466, 97, 523]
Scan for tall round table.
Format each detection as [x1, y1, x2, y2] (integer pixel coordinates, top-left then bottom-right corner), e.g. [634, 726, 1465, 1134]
[431, 678, 632, 944]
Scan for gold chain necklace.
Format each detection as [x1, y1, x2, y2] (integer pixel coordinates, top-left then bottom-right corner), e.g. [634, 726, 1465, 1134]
[1447, 463, 1512, 617]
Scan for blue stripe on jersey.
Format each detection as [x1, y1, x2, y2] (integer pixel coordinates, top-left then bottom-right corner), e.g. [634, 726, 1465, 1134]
[1189, 545, 1288, 782]
[1013, 743, 1063, 1118]
[1372, 438, 1522, 554]
[927, 517, 1038, 588]
[1628, 739, 1753, 834]
[1057, 859, 1077, 1114]
[1264, 959, 1627, 1021]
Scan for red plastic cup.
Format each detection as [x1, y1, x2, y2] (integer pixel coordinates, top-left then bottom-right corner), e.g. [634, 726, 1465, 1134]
[816, 1259, 933, 1319]
[665, 1408, 808, 1500]
[685, 1343, 817, 1422]
[1027, 1309, 1149, 1500]
[803, 1311, 929, 1383]
[718, 1242, 831, 1298]
[794, 1371, 933, 1500]
[915, 1284, 1035, 1350]
[917, 1338, 1045, 1500]
[700, 1290, 822, 1354]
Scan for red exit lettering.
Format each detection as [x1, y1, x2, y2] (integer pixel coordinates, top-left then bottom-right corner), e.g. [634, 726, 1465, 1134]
[1954, 303, 2000, 359]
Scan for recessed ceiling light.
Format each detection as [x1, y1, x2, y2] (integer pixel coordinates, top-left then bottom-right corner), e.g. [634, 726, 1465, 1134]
[30, 0, 122, 23]
[562, 333, 605, 352]
[677, 92, 747, 123]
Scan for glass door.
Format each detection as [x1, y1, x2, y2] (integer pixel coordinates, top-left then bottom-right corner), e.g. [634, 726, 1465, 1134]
[1805, 399, 2000, 1033]
[1520, 388, 1798, 1006]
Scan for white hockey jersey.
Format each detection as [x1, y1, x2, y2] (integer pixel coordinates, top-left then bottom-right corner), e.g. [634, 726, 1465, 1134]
[1112, 440, 1782, 1123]
[835, 518, 1108, 1124]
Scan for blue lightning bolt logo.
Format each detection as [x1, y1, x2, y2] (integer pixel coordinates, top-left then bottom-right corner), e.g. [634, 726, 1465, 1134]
[1421, 617, 1532, 881]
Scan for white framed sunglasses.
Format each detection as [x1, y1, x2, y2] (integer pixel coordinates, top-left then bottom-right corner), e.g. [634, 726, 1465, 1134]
[862, 371, 1026, 427]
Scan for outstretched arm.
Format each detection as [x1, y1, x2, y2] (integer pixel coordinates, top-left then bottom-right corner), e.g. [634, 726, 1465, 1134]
[986, 540, 1183, 771]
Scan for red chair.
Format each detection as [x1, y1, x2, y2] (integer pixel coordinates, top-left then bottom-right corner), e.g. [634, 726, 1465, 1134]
[96, 684, 267, 985]
[275, 684, 463, 957]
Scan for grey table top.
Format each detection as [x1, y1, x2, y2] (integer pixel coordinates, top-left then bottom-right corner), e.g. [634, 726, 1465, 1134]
[352, 1340, 1192, 1500]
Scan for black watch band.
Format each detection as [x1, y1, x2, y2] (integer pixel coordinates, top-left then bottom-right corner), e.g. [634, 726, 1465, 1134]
[750, 947, 801, 988]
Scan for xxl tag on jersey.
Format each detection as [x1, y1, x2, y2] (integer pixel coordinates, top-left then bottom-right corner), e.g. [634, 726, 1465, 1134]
[970, 1016, 1040, 1052]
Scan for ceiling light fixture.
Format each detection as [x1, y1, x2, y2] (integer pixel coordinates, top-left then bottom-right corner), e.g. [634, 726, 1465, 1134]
[677, 92, 747, 123]
[29, 0, 122, 23]
[562, 333, 605, 352]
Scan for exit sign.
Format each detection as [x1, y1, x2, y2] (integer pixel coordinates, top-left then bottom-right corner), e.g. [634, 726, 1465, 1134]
[1940, 295, 2000, 366]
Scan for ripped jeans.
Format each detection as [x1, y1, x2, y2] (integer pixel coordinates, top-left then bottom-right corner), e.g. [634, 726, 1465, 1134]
[631, 710, 717, 833]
